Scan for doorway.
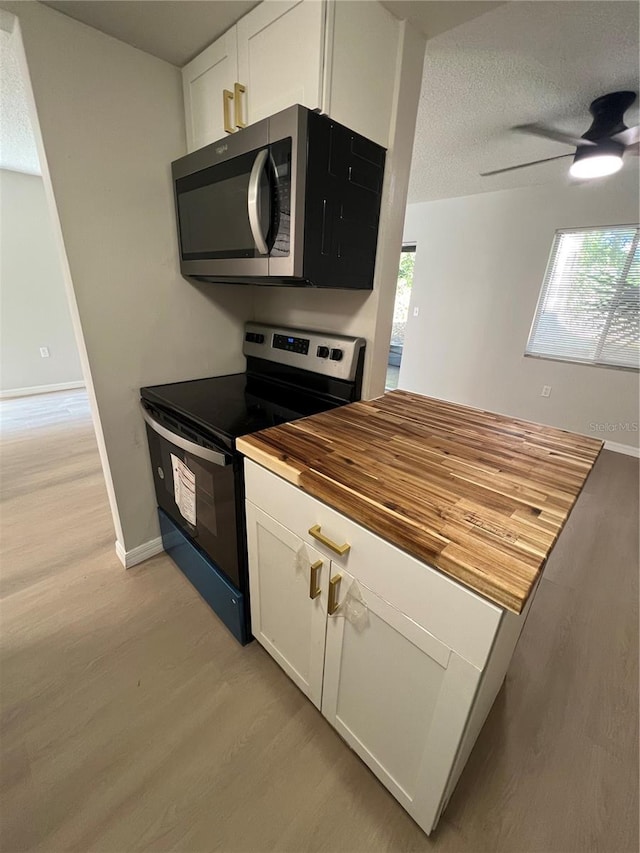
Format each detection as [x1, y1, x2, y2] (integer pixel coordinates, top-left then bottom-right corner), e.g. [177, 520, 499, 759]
[386, 244, 415, 390]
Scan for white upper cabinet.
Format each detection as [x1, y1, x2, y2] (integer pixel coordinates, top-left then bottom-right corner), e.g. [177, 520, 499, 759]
[181, 0, 401, 153]
[182, 28, 238, 151]
[237, 0, 325, 125]
[323, 0, 399, 148]
[182, 0, 326, 153]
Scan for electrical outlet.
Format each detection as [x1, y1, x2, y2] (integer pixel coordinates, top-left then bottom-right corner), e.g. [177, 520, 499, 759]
[541, 385, 551, 398]
[39, 347, 50, 358]
[413, 306, 420, 317]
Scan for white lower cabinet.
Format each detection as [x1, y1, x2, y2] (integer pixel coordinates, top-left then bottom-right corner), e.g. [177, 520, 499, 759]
[321, 568, 482, 830]
[244, 460, 532, 835]
[245, 502, 327, 709]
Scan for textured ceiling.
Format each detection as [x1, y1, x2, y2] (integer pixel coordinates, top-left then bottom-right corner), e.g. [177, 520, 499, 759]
[0, 28, 40, 175]
[409, 0, 640, 202]
[42, 0, 261, 66]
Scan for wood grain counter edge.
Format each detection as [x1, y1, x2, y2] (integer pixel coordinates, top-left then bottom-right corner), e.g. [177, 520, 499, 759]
[236, 435, 303, 485]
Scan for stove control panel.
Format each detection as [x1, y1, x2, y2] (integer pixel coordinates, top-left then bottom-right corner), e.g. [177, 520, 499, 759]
[273, 334, 310, 355]
[243, 323, 366, 383]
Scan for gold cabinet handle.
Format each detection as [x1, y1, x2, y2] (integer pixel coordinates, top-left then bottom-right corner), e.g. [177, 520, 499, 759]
[223, 89, 234, 134]
[234, 82, 246, 128]
[308, 524, 350, 556]
[309, 559, 322, 600]
[328, 574, 342, 615]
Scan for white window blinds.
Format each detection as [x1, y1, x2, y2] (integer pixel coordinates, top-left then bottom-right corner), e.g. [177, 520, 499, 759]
[526, 225, 640, 370]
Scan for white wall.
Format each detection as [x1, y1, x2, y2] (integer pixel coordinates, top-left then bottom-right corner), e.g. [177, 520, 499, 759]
[0, 168, 82, 392]
[401, 169, 640, 450]
[2, 3, 251, 552]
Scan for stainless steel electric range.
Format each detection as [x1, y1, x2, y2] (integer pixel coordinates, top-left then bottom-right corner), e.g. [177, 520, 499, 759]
[140, 323, 366, 644]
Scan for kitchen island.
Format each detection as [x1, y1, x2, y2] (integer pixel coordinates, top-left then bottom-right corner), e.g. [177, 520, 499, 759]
[236, 391, 602, 835]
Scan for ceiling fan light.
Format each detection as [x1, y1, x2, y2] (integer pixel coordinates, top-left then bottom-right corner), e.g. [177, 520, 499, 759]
[569, 154, 623, 178]
[569, 144, 624, 179]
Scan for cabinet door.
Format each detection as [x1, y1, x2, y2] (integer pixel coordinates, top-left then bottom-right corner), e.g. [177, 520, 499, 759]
[246, 502, 328, 709]
[182, 28, 238, 151]
[322, 0, 398, 147]
[322, 568, 482, 835]
[237, 0, 325, 125]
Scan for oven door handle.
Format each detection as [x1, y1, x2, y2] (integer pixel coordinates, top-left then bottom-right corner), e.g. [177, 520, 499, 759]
[141, 406, 231, 467]
[247, 148, 270, 255]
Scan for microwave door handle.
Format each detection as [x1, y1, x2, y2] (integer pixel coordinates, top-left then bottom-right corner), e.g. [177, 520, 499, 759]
[247, 148, 269, 255]
[141, 406, 231, 467]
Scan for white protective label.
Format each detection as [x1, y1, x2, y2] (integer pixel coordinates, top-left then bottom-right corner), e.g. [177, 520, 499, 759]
[170, 453, 196, 525]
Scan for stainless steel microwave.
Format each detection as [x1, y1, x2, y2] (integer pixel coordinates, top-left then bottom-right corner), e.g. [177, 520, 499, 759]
[171, 105, 386, 289]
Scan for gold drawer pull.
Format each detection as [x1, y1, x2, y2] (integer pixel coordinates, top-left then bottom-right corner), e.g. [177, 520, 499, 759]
[309, 559, 322, 600]
[223, 89, 234, 134]
[308, 524, 350, 556]
[234, 82, 246, 128]
[328, 574, 342, 615]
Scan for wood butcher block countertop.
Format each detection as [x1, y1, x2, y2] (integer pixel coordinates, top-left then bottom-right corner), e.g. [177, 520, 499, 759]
[236, 391, 603, 613]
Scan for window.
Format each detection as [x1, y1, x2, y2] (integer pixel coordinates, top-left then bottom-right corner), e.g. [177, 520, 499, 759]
[526, 226, 639, 370]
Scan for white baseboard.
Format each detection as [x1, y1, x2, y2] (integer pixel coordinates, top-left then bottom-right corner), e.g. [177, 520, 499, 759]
[115, 536, 164, 569]
[0, 380, 85, 399]
[604, 440, 640, 458]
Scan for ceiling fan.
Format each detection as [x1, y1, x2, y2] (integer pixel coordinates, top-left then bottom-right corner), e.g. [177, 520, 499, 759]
[481, 90, 640, 178]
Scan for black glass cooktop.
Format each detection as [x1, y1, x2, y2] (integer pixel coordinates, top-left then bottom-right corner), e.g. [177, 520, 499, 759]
[140, 372, 338, 448]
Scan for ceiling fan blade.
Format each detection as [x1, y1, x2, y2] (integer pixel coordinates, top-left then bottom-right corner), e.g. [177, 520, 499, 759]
[480, 153, 575, 177]
[612, 125, 640, 147]
[513, 123, 597, 147]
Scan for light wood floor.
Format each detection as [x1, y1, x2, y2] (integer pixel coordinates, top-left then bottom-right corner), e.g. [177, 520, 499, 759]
[1, 389, 638, 853]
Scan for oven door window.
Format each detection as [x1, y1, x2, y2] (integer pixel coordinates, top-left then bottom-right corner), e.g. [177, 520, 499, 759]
[145, 423, 241, 588]
[176, 146, 272, 261]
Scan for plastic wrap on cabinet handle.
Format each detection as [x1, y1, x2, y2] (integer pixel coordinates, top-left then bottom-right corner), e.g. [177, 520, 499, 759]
[309, 560, 322, 600]
[328, 574, 342, 615]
